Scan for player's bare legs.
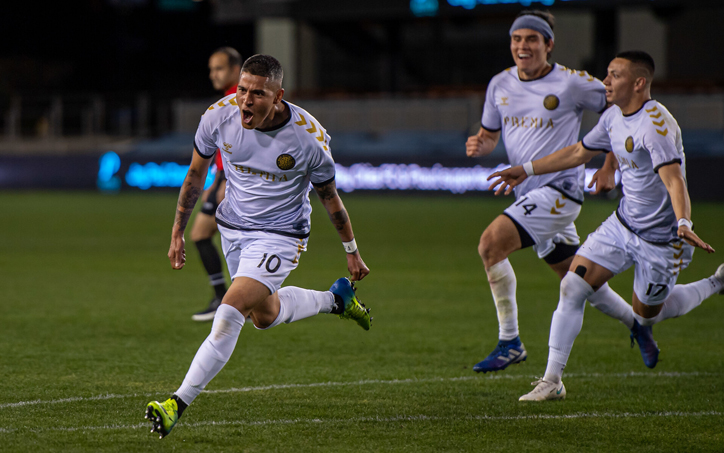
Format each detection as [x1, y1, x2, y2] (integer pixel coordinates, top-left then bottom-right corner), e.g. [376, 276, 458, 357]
[479, 215, 522, 269]
[473, 215, 528, 373]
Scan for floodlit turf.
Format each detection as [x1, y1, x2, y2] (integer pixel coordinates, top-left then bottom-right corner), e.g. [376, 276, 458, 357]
[0, 191, 722, 452]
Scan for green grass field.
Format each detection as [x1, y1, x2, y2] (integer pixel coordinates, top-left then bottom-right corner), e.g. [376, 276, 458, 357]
[0, 191, 722, 452]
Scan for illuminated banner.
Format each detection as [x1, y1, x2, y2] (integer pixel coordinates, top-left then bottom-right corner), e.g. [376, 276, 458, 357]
[96, 151, 618, 194]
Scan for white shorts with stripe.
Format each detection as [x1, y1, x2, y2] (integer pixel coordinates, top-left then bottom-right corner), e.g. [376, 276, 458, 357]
[576, 213, 694, 305]
[219, 226, 307, 294]
[503, 186, 581, 259]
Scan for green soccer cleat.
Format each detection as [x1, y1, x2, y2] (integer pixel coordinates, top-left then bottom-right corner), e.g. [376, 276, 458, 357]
[330, 277, 372, 330]
[145, 398, 179, 439]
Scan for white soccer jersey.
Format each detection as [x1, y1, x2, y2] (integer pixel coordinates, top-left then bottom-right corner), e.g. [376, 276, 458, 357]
[582, 100, 685, 244]
[482, 64, 606, 202]
[194, 94, 336, 238]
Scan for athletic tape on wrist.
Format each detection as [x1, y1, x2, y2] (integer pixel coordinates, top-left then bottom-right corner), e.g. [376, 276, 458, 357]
[677, 218, 693, 229]
[343, 239, 358, 254]
[523, 161, 535, 176]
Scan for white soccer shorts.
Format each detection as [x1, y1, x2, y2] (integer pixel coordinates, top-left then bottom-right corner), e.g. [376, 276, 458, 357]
[218, 226, 307, 294]
[504, 186, 581, 259]
[577, 213, 694, 305]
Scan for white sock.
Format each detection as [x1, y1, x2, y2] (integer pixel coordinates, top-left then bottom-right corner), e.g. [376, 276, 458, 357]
[587, 282, 634, 329]
[635, 276, 721, 327]
[176, 304, 245, 405]
[260, 287, 335, 330]
[544, 272, 593, 384]
[486, 258, 518, 341]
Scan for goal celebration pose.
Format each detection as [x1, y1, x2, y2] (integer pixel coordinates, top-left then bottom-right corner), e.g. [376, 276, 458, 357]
[145, 55, 372, 437]
[488, 51, 723, 401]
[466, 10, 648, 374]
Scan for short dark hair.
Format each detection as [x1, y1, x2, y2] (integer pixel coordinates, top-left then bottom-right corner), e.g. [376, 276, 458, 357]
[212, 47, 242, 68]
[516, 9, 555, 42]
[615, 50, 655, 77]
[241, 54, 284, 85]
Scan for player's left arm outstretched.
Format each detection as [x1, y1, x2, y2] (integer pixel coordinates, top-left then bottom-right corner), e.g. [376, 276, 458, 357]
[658, 163, 715, 253]
[488, 141, 603, 195]
[168, 150, 213, 269]
[313, 179, 370, 281]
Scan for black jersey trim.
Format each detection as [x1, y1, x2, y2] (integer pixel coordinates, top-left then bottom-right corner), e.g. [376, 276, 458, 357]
[581, 137, 610, 153]
[481, 123, 502, 133]
[545, 184, 583, 205]
[502, 213, 535, 249]
[194, 140, 214, 159]
[311, 176, 336, 188]
[517, 63, 556, 83]
[622, 99, 656, 117]
[653, 158, 682, 174]
[256, 100, 292, 133]
[215, 217, 310, 239]
[614, 208, 673, 245]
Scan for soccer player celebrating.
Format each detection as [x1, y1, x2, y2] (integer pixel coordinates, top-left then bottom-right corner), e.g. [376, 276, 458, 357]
[488, 50, 724, 401]
[466, 10, 639, 374]
[190, 47, 242, 322]
[145, 55, 372, 437]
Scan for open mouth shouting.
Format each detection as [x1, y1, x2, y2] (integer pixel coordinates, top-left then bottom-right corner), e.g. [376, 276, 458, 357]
[242, 109, 254, 125]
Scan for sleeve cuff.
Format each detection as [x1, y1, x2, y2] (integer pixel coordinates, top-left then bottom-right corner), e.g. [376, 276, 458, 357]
[653, 158, 682, 173]
[481, 123, 501, 133]
[311, 176, 336, 188]
[581, 138, 610, 153]
[194, 140, 214, 159]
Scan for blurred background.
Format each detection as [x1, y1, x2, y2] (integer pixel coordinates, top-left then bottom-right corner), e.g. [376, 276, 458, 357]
[1, 0, 723, 199]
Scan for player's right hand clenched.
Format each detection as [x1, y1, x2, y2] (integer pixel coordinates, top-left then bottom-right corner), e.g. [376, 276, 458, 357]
[466, 135, 485, 157]
[168, 231, 187, 269]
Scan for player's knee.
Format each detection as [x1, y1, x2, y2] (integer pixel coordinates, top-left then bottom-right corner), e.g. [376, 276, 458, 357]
[479, 230, 504, 264]
[249, 311, 275, 329]
[557, 272, 589, 312]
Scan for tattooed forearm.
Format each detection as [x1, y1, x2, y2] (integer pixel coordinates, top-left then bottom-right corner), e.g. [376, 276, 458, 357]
[314, 181, 338, 201]
[173, 174, 203, 231]
[329, 209, 349, 231]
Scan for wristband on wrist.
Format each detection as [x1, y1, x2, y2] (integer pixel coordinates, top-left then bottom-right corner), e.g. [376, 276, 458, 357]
[343, 239, 358, 254]
[677, 218, 693, 229]
[523, 161, 535, 176]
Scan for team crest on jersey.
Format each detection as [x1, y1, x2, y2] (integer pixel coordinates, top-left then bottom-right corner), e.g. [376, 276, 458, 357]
[625, 136, 634, 153]
[543, 95, 560, 110]
[276, 154, 296, 170]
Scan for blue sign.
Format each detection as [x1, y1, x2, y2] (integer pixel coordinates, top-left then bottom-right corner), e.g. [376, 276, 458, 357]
[411, 0, 439, 16]
[447, 0, 574, 9]
[97, 151, 215, 192]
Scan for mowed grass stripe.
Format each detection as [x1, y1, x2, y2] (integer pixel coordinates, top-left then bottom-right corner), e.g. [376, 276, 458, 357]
[0, 371, 719, 410]
[1, 411, 721, 435]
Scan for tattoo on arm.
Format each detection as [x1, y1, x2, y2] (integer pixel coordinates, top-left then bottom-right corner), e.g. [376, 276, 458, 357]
[314, 181, 338, 201]
[329, 209, 349, 231]
[174, 171, 203, 230]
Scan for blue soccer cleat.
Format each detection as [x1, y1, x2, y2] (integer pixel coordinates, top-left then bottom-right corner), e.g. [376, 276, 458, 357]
[330, 277, 371, 330]
[630, 319, 659, 369]
[473, 336, 527, 373]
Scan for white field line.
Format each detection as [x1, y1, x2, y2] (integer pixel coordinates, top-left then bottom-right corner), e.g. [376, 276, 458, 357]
[0, 411, 721, 434]
[0, 371, 719, 411]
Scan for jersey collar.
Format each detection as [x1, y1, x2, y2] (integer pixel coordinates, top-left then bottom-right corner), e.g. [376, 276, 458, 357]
[622, 98, 655, 117]
[256, 100, 292, 133]
[517, 62, 556, 83]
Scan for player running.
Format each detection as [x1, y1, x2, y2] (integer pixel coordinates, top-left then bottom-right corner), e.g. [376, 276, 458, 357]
[488, 50, 723, 401]
[145, 55, 372, 437]
[466, 10, 643, 374]
[190, 47, 242, 322]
